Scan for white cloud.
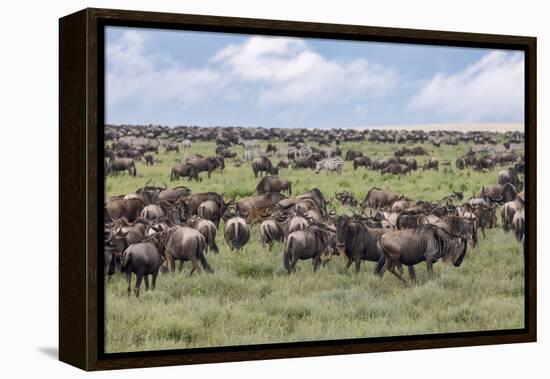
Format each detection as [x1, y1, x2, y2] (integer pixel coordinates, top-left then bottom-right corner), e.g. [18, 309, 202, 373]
[408, 51, 524, 122]
[212, 36, 397, 107]
[106, 31, 224, 109]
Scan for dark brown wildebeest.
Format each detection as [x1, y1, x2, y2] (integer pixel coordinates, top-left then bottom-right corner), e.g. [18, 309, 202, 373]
[473, 205, 497, 238]
[423, 157, 439, 171]
[237, 192, 286, 217]
[391, 199, 411, 213]
[187, 156, 225, 178]
[292, 156, 316, 169]
[511, 208, 525, 243]
[335, 215, 390, 274]
[181, 192, 225, 217]
[260, 219, 284, 249]
[381, 163, 410, 175]
[105, 198, 145, 222]
[165, 143, 180, 153]
[396, 213, 421, 229]
[224, 217, 251, 251]
[353, 156, 371, 170]
[283, 224, 334, 273]
[252, 156, 278, 178]
[363, 188, 401, 212]
[276, 160, 289, 169]
[378, 225, 468, 282]
[256, 176, 292, 195]
[501, 199, 523, 232]
[186, 217, 219, 254]
[479, 183, 518, 204]
[144, 154, 154, 166]
[401, 158, 418, 171]
[159, 226, 213, 274]
[428, 216, 478, 247]
[170, 163, 200, 182]
[266, 143, 277, 155]
[476, 157, 495, 170]
[456, 157, 465, 169]
[498, 167, 522, 189]
[108, 158, 137, 176]
[345, 150, 363, 161]
[121, 240, 164, 297]
[197, 199, 224, 228]
[284, 215, 308, 236]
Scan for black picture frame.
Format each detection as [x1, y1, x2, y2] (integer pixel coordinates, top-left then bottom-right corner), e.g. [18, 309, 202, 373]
[59, 7, 537, 371]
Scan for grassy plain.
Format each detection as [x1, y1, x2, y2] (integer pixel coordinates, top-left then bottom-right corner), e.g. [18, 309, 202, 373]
[104, 138, 524, 353]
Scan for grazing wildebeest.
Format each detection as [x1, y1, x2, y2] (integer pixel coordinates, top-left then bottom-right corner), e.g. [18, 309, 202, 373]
[353, 156, 371, 170]
[381, 163, 410, 175]
[105, 198, 145, 222]
[165, 143, 180, 153]
[283, 225, 334, 273]
[423, 157, 439, 171]
[121, 241, 163, 297]
[345, 150, 363, 161]
[259, 219, 284, 249]
[479, 183, 518, 204]
[224, 217, 251, 251]
[187, 156, 225, 178]
[292, 156, 316, 169]
[456, 157, 465, 169]
[108, 158, 136, 176]
[391, 199, 411, 213]
[378, 225, 468, 282]
[363, 188, 401, 212]
[501, 200, 523, 232]
[140, 204, 165, 221]
[498, 167, 522, 189]
[476, 157, 495, 170]
[170, 163, 200, 182]
[252, 156, 278, 178]
[157, 186, 191, 203]
[335, 215, 390, 274]
[181, 192, 225, 217]
[256, 176, 292, 195]
[160, 226, 213, 274]
[266, 143, 277, 155]
[186, 217, 219, 254]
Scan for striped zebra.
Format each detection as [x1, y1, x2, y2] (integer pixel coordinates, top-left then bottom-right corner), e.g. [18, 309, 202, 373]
[315, 156, 344, 174]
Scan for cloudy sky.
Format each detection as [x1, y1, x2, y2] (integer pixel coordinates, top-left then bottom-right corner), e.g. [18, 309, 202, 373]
[106, 26, 525, 128]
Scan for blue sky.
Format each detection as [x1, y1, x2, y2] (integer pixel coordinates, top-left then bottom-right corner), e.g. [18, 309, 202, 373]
[106, 26, 525, 128]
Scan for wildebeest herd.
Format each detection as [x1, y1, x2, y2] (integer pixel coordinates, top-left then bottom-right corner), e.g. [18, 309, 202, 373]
[104, 125, 525, 298]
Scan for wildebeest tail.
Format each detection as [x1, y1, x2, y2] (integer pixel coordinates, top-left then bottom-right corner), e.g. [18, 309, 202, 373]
[132, 161, 137, 176]
[502, 206, 510, 232]
[207, 227, 219, 254]
[374, 241, 386, 276]
[121, 250, 131, 272]
[288, 182, 292, 195]
[170, 169, 175, 181]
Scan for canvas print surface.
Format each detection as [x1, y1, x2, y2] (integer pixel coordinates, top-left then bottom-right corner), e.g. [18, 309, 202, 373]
[103, 26, 526, 353]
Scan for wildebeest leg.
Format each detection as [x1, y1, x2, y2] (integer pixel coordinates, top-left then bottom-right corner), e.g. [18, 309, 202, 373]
[313, 256, 321, 272]
[290, 255, 299, 273]
[354, 259, 362, 274]
[134, 274, 143, 298]
[151, 271, 158, 290]
[388, 264, 407, 283]
[144, 275, 150, 291]
[343, 258, 353, 272]
[426, 259, 434, 276]
[189, 256, 202, 276]
[408, 266, 417, 282]
[178, 261, 185, 273]
[480, 226, 486, 238]
[374, 255, 386, 276]
[166, 255, 176, 273]
[126, 271, 132, 296]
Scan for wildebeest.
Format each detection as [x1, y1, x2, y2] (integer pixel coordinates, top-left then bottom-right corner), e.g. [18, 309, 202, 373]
[511, 208, 525, 243]
[157, 186, 191, 203]
[479, 183, 518, 204]
[197, 199, 224, 228]
[345, 150, 363, 161]
[284, 215, 308, 236]
[170, 163, 200, 182]
[498, 167, 522, 189]
[181, 192, 226, 217]
[165, 143, 180, 153]
[105, 198, 145, 222]
[144, 154, 154, 166]
[378, 225, 468, 282]
[186, 217, 219, 254]
[224, 217, 251, 251]
[363, 188, 401, 212]
[108, 158, 136, 176]
[423, 157, 439, 171]
[381, 163, 410, 175]
[501, 200, 523, 232]
[259, 219, 284, 249]
[256, 176, 292, 195]
[292, 156, 316, 169]
[335, 215, 390, 273]
[159, 226, 213, 274]
[237, 192, 286, 217]
[283, 225, 334, 273]
[456, 157, 465, 169]
[353, 156, 371, 170]
[121, 241, 164, 297]
[252, 156, 278, 178]
[140, 204, 165, 221]
[187, 156, 225, 178]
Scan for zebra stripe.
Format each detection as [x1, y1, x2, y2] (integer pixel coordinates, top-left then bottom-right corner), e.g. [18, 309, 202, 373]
[315, 156, 344, 174]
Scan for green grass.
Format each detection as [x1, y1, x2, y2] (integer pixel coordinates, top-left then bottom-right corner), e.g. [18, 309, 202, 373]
[104, 139, 524, 353]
